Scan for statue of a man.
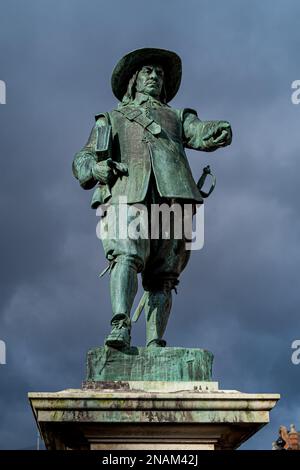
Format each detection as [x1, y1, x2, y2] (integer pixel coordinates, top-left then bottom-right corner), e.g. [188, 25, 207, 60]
[73, 48, 232, 349]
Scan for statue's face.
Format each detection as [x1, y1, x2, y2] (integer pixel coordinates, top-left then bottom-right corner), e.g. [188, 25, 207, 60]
[136, 64, 164, 99]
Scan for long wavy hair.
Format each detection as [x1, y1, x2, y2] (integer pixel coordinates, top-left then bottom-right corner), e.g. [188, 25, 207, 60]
[121, 70, 167, 106]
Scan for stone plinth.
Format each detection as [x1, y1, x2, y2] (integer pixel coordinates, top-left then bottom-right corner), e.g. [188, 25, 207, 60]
[86, 347, 213, 382]
[28, 381, 280, 450]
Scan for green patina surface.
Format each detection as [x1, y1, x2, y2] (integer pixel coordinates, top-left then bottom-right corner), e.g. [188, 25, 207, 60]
[85, 346, 213, 382]
[73, 48, 233, 351]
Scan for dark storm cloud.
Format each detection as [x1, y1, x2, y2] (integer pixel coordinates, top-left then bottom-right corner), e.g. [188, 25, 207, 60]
[0, 0, 300, 449]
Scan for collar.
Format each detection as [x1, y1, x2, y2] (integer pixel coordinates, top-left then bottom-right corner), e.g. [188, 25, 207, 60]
[133, 92, 165, 108]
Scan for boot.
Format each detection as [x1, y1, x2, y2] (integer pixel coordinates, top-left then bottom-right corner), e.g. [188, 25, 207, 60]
[145, 290, 172, 348]
[105, 258, 138, 349]
[105, 314, 131, 349]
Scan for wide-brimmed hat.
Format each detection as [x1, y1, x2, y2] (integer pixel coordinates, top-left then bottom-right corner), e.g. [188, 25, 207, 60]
[111, 48, 182, 103]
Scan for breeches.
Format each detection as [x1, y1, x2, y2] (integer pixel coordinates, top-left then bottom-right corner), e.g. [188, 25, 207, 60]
[100, 178, 193, 292]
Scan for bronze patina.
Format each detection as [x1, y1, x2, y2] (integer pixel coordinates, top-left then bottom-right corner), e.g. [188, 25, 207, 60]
[73, 48, 232, 350]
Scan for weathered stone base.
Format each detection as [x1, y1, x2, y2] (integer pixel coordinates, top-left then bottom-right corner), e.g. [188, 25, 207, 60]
[28, 381, 279, 450]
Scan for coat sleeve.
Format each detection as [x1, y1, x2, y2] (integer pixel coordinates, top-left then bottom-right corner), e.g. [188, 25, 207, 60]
[72, 114, 108, 190]
[182, 108, 222, 152]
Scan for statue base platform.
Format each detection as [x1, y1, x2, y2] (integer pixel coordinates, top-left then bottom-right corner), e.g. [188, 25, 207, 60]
[28, 380, 279, 450]
[85, 346, 213, 382]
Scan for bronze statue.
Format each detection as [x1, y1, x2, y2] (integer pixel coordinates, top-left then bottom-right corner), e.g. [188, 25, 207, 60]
[73, 48, 232, 349]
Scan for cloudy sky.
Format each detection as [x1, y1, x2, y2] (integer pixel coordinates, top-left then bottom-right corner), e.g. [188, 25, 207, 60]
[1, 0, 300, 450]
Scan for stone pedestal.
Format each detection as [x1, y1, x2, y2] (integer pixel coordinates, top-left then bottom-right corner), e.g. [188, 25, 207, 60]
[29, 380, 279, 450]
[29, 346, 279, 449]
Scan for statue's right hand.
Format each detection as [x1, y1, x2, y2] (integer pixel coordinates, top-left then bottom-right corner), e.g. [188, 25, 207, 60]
[92, 160, 116, 185]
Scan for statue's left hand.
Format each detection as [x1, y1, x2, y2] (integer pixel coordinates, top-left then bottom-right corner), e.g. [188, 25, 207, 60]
[202, 121, 232, 148]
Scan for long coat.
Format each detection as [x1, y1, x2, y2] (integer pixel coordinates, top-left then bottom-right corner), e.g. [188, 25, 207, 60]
[73, 98, 220, 208]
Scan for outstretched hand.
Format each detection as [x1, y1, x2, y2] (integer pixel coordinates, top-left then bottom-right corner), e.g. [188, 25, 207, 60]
[202, 121, 232, 148]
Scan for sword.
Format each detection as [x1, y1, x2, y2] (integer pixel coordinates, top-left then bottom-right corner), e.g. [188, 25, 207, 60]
[132, 291, 149, 323]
